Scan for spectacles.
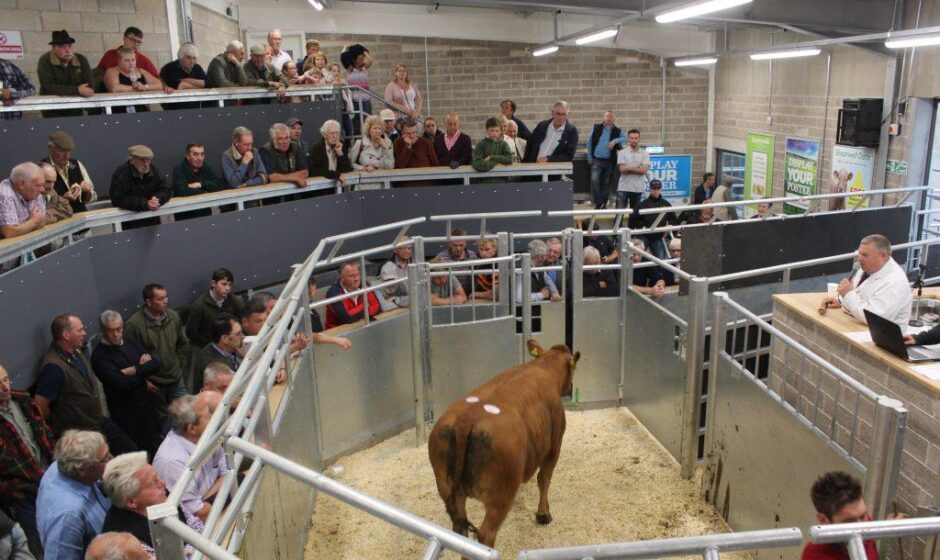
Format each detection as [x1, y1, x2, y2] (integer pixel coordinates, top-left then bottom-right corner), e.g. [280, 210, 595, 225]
[127, 37, 143, 45]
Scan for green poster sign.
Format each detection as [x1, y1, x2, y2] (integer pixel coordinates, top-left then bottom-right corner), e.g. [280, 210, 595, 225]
[744, 133, 774, 201]
[886, 159, 909, 176]
[783, 137, 820, 215]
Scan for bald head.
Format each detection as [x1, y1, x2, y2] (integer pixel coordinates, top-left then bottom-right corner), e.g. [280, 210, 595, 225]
[85, 532, 148, 560]
[198, 389, 223, 414]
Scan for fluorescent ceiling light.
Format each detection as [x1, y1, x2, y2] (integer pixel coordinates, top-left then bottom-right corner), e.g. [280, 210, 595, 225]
[533, 45, 559, 57]
[674, 57, 718, 66]
[885, 34, 940, 48]
[308, 0, 323, 10]
[750, 48, 821, 60]
[575, 28, 618, 45]
[656, 0, 753, 24]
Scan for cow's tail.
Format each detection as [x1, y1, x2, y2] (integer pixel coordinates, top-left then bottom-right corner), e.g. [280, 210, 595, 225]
[446, 414, 479, 537]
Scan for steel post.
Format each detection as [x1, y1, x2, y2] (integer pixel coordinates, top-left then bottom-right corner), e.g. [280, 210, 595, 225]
[864, 396, 908, 521]
[681, 277, 709, 478]
[571, 230, 584, 303]
[521, 253, 533, 361]
[705, 292, 729, 453]
[148, 503, 187, 559]
[409, 262, 433, 444]
[498, 232, 512, 317]
[618, 229, 632, 403]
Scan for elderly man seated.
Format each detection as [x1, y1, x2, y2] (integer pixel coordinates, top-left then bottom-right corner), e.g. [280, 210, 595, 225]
[206, 40, 248, 89]
[85, 532, 149, 560]
[325, 262, 381, 329]
[153, 393, 227, 522]
[379, 235, 412, 308]
[820, 234, 912, 327]
[428, 258, 468, 305]
[222, 126, 268, 189]
[41, 131, 97, 214]
[102, 451, 204, 555]
[260, 122, 309, 188]
[516, 239, 562, 303]
[109, 145, 172, 229]
[308, 119, 352, 183]
[90, 310, 162, 458]
[39, 162, 73, 226]
[200, 362, 234, 394]
[435, 228, 478, 294]
[630, 239, 666, 298]
[583, 246, 619, 298]
[160, 42, 207, 110]
[0, 162, 45, 271]
[37, 430, 112, 559]
[243, 44, 285, 103]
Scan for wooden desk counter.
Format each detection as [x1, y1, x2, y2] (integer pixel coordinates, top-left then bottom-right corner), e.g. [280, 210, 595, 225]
[773, 290, 940, 395]
[770, 290, 940, 516]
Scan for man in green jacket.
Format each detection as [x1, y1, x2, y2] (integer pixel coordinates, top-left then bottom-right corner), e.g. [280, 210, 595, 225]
[124, 283, 190, 410]
[36, 30, 94, 117]
[186, 268, 245, 351]
[472, 117, 514, 174]
[242, 44, 285, 104]
[171, 143, 224, 220]
[206, 40, 248, 89]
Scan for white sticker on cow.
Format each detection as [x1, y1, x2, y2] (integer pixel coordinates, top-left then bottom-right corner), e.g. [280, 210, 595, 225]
[483, 404, 501, 415]
[465, 396, 480, 403]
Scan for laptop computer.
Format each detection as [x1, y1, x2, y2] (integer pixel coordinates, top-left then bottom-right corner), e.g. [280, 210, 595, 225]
[864, 309, 940, 362]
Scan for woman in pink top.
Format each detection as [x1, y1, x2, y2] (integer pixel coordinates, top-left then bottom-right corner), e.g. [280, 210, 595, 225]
[384, 64, 422, 121]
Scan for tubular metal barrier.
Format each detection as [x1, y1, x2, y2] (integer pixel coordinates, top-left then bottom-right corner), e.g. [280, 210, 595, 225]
[809, 517, 940, 560]
[135, 198, 932, 559]
[706, 291, 908, 536]
[516, 527, 804, 560]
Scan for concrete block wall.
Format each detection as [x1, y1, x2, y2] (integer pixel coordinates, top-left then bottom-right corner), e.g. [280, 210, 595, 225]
[712, 27, 914, 199]
[189, 2, 238, 62]
[307, 33, 709, 175]
[770, 302, 940, 531]
[1, 0, 172, 88]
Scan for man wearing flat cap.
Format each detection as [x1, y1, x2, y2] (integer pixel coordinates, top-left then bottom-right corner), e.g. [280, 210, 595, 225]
[109, 145, 172, 229]
[40, 131, 97, 214]
[36, 30, 94, 118]
[243, 44, 284, 104]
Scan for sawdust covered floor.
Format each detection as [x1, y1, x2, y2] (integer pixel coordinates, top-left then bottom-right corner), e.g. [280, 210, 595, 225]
[306, 407, 746, 560]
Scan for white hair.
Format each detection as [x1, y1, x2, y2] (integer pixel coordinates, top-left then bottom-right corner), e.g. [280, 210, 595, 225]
[232, 126, 252, 143]
[177, 42, 198, 59]
[269, 122, 290, 142]
[10, 162, 42, 185]
[551, 100, 569, 111]
[203, 362, 233, 390]
[225, 40, 244, 54]
[85, 533, 143, 560]
[320, 119, 342, 136]
[55, 430, 107, 478]
[102, 451, 148, 507]
[168, 395, 200, 435]
[583, 245, 601, 264]
[99, 309, 122, 328]
[528, 239, 548, 258]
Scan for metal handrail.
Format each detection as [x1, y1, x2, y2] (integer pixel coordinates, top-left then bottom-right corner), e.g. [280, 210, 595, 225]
[716, 293, 880, 401]
[810, 516, 940, 546]
[516, 527, 803, 560]
[706, 237, 940, 284]
[226, 437, 500, 560]
[0, 84, 341, 113]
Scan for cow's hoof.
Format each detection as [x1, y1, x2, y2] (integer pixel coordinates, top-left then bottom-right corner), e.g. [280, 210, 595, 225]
[536, 512, 552, 525]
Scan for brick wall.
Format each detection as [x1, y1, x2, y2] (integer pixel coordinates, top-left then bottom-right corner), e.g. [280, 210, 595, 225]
[189, 2, 238, 62]
[0, 0, 172, 87]
[306, 33, 709, 176]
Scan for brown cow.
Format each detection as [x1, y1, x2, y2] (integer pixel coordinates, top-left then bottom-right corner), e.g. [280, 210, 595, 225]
[428, 340, 580, 551]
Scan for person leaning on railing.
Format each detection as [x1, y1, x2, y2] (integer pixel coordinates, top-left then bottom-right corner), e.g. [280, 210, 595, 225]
[172, 143, 224, 199]
[583, 245, 619, 298]
[307, 120, 352, 185]
[470, 237, 499, 301]
[41, 131, 98, 215]
[324, 261, 382, 330]
[379, 235, 412, 308]
[222, 126, 268, 189]
[108, 145, 171, 229]
[260, 123, 309, 188]
[38, 163, 73, 226]
[36, 30, 94, 118]
[159, 42, 208, 111]
[472, 117, 513, 175]
[103, 47, 164, 114]
[205, 40, 248, 89]
[0, 58, 36, 121]
[242, 44, 285, 104]
[349, 115, 395, 180]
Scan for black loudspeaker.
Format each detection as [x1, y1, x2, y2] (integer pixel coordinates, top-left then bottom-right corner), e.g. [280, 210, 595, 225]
[837, 98, 883, 147]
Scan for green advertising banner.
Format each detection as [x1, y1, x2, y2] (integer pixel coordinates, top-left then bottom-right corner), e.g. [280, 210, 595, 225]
[783, 137, 820, 215]
[744, 133, 775, 201]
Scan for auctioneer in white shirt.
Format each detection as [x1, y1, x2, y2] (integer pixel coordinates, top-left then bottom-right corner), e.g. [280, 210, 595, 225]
[840, 257, 912, 327]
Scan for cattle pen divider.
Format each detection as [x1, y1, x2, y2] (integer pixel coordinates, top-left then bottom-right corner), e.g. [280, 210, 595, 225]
[144, 187, 940, 560]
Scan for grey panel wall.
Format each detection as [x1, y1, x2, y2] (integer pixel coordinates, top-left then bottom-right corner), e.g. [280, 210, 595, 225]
[571, 298, 621, 404]
[0, 182, 572, 388]
[703, 357, 862, 560]
[682, 206, 913, 291]
[0, 100, 342, 197]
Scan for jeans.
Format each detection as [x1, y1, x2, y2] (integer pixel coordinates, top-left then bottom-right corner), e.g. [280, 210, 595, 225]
[616, 191, 643, 211]
[590, 159, 616, 209]
[641, 235, 668, 260]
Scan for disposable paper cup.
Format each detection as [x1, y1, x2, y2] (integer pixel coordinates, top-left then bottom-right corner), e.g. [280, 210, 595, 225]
[827, 283, 838, 297]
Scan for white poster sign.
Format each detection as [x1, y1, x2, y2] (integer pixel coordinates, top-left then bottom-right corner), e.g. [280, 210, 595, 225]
[830, 145, 876, 210]
[0, 31, 24, 60]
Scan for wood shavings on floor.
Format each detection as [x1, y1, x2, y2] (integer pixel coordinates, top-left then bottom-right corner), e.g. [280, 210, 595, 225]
[306, 407, 749, 560]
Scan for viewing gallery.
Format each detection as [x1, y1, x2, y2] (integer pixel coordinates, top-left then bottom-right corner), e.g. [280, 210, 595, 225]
[4, 0, 940, 559]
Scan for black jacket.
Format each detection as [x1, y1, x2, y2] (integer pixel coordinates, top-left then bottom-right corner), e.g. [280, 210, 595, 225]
[307, 139, 353, 180]
[629, 194, 677, 230]
[512, 116, 531, 140]
[523, 119, 578, 163]
[90, 337, 161, 413]
[914, 325, 940, 346]
[109, 162, 172, 211]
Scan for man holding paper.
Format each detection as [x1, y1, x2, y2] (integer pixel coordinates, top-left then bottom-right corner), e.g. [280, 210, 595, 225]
[819, 234, 911, 327]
